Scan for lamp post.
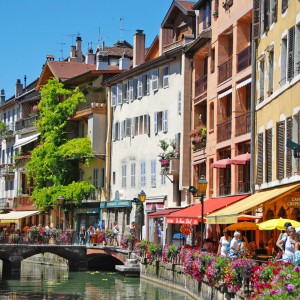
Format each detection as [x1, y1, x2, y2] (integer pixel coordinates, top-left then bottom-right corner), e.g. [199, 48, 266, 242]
[189, 175, 208, 250]
[197, 175, 208, 250]
[57, 195, 64, 230]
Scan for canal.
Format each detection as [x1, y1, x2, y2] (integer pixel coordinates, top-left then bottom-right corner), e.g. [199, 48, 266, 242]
[0, 259, 192, 300]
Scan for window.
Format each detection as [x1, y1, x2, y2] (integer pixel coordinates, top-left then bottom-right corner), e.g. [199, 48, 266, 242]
[177, 91, 182, 115]
[10, 147, 13, 164]
[113, 122, 120, 141]
[145, 72, 151, 95]
[123, 81, 128, 103]
[270, 0, 278, 23]
[276, 121, 285, 180]
[268, 50, 274, 94]
[117, 83, 122, 105]
[79, 169, 84, 181]
[263, 0, 270, 32]
[100, 168, 105, 187]
[151, 159, 156, 187]
[78, 122, 84, 138]
[163, 66, 169, 88]
[259, 58, 265, 103]
[10, 180, 14, 191]
[203, 0, 212, 29]
[162, 110, 168, 133]
[143, 114, 150, 136]
[287, 26, 295, 81]
[152, 68, 158, 91]
[93, 169, 99, 188]
[141, 160, 146, 187]
[280, 35, 287, 86]
[126, 118, 131, 137]
[257, 133, 264, 184]
[211, 48, 215, 73]
[154, 110, 168, 134]
[265, 128, 272, 182]
[121, 164, 127, 188]
[111, 86, 117, 107]
[137, 75, 143, 98]
[282, 0, 288, 14]
[128, 79, 134, 101]
[130, 161, 136, 187]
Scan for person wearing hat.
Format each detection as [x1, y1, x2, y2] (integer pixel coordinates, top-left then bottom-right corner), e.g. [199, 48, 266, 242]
[217, 229, 232, 257]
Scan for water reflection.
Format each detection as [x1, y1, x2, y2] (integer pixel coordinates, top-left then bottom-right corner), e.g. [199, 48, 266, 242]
[0, 261, 191, 299]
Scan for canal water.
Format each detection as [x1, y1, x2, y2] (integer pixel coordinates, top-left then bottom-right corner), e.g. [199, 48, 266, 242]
[0, 260, 192, 300]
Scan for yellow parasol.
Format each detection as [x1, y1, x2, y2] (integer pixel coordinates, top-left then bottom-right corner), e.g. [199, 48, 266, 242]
[257, 218, 300, 230]
[225, 222, 258, 231]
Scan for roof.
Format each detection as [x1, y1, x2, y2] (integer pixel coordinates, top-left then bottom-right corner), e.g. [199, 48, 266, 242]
[192, 0, 208, 10]
[161, 0, 196, 28]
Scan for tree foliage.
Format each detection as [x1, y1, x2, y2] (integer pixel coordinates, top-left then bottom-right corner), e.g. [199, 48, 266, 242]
[25, 79, 95, 209]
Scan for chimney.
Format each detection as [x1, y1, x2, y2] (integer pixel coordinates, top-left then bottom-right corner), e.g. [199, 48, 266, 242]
[85, 48, 95, 64]
[133, 29, 145, 67]
[15, 79, 23, 98]
[76, 36, 83, 62]
[46, 54, 55, 61]
[96, 48, 108, 70]
[119, 54, 130, 70]
[1, 89, 5, 104]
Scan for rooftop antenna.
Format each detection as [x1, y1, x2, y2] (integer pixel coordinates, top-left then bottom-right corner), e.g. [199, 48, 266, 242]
[119, 17, 129, 41]
[66, 33, 79, 46]
[56, 42, 66, 61]
[97, 27, 109, 48]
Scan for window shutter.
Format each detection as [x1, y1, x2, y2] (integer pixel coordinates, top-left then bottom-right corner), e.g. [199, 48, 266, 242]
[282, 0, 288, 14]
[286, 117, 292, 177]
[131, 117, 135, 138]
[154, 112, 158, 134]
[162, 110, 168, 133]
[141, 160, 146, 187]
[112, 123, 116, 141]
[175, 133, 181, 150]
[111, 86, 117, 107]
[117, 83, 123, 105]
[266, 128, 272, 182]
[276, 121, 285, 180]
[131, 161, 136, 187]
[137, 75, 143, 98]
[271, 0, 278, 23]
[151, 159, 156, 187]
[264, 0, 270, 31]
[129, 79, 133, 101]
[257, 133, 264, 184]
[120, 120, 123, 139]
[146, 71, 151, 95]
[288, 26, 295, 81]
[133, 78, 138, 100]
[146, 114, 150, 136]
[152, 68, 158, 91]
[163, 66, 169, 88]
[123, 82, 128, 103]
[122, 164, 127, 188]
[125, 118, 131, 137]
[253, 0, 261, 39]
[177, 90, 182, 115]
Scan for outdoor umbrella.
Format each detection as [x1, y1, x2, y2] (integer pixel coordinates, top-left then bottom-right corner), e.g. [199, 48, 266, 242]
[257, 218, 300, 230]
[225, 222, 258, 231]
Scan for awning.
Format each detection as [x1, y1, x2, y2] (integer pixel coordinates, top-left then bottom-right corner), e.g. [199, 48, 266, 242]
[148, 208, 182, 219]
[206, 183, 300, 224]
[236, 77, 251, 90]
[192, 158, 206, 165]
[211, 158, 231, 169]
[166, 194, 249, 224]
[0, 210, 39, 223]
[218, 88, 232, 100]
[229, 153, 251, 165]
[14, 133, 40, 148]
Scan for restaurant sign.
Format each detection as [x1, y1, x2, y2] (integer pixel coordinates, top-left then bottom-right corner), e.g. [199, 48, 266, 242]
[166, 217, 199, 225]
[287, 192, 300, 208]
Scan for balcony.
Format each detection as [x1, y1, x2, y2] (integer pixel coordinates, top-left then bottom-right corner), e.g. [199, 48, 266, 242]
[217, 119, 231, 143]
[15, 115, 39, 131]
[14, 196, 32, 206]
[15, 154, 31, 169]
[0, 164, 14, 176]
[218, 58, 232, 84]
[237, 46, 251, 73]
[195, 75, 207, 97]
[235, 112, 251, 137]
[160, 158, 180, 177]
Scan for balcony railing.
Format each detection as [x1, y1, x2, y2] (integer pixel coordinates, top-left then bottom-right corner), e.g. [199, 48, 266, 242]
[0, 164, 14, 176]
[195, 75, 207, 97]
[15, 115, 39, 131]
[217, 119, 231, 143]
[218, 58, 232, 83]
[235, 111, 251, 137]
[77, 100, 106, 112]
[237, 45, 251, 73]
[15, 154, 31, 169]
[14, 196, 32, 207]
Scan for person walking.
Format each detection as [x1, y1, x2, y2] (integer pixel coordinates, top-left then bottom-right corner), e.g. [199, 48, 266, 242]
[112, 222, 119, 246]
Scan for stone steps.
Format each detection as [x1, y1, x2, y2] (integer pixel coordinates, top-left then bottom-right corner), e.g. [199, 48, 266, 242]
[115, 258, 140, 277]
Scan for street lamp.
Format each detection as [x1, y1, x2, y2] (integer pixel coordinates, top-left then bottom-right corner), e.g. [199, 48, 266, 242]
[57, 195, 64, 230]
[189, 175, 208, 250]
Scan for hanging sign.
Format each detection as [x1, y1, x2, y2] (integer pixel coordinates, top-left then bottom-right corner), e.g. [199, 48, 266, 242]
[180, 224, 193, 236]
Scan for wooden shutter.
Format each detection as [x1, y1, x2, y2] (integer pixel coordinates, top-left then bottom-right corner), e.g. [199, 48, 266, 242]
[282, 0, 288, 14]
[257, 133, 264, 184]
[266, 129, 272, 182]
[146, 114, 150, 136]
[271, 0, 278, 23]
[286, 117, 292, 177]
[253, 0, 261, 40]
[154, 112, 158, 134]
[162, 110, 168, 133]
[175, 133, 181, 150]
[177, 90, 182, 115]
[288, 26, 295, 81]
[276, 121, 285, 180]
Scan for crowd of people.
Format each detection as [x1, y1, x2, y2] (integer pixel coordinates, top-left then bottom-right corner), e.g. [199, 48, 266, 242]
[215, 223, 300, 265]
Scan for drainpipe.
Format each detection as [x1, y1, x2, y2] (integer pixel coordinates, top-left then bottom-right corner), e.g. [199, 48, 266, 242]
[250, 9, 257, 195]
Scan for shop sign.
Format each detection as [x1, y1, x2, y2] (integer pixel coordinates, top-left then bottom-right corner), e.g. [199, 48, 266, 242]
[287, 192, 300, 208]
[166, 217, 199, 225]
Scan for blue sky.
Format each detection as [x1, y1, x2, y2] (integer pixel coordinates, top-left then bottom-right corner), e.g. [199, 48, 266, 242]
[0, 0, 175, 98]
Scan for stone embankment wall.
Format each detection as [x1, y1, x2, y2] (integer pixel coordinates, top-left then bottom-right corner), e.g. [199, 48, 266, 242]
[140, 260, 244, 300]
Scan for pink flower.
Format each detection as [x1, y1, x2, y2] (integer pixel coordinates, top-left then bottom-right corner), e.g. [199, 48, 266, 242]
[286, 284, 294, 292]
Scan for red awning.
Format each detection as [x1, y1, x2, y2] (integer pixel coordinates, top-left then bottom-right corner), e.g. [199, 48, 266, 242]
[166, 194, 249, 224]
[148, 208, 182, 219]
[211, 158, 231, 169]
[230, 153, 251, 165]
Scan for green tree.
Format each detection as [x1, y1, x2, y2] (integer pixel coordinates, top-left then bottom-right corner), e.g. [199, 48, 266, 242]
[25, 79, 95, 210]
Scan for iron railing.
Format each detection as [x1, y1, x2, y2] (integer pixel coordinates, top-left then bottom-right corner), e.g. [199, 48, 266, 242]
[218, 58, 232, 83]
[15, 115, 39, 131]
[235, 112, 251, 137]
[195, 75, 207, 97]
[217, 119, 232, 143]
[237, 45, 251, 73]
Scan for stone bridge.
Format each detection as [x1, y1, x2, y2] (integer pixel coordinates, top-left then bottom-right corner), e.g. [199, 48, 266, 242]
[0, 244, 129, 278]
